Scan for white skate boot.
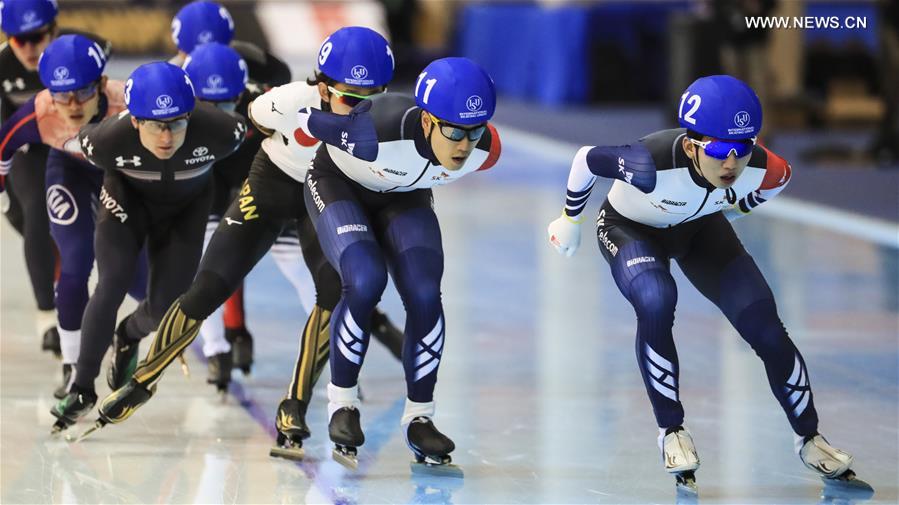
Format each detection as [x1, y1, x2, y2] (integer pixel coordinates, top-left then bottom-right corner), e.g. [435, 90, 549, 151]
[796, 433, 873, 498]
[659, 426, 699, 494]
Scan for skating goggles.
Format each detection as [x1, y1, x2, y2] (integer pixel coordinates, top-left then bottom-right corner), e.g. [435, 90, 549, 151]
[327, 85, 383, 107]
[427, 112, 486, 142]
[688, 136, 756, 160]
[50, 82, 100, 105]
[10, 28, 52, 47]
[137, 115, 190, 134]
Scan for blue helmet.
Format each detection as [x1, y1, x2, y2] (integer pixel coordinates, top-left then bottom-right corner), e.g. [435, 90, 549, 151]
[415, 57, 496, 126]
[677, 75, 762, 140]
[171, 0, 234, 54]
[38, 34, 106, 91]
[183, 42, 247, 101]
[125, 62, 195, 120]
[317, 26, 393, 87]
[1, 0, 57, 35]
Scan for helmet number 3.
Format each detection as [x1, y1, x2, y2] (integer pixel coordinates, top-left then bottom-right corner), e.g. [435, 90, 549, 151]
[679, 92, 701, 125]
[415, 72, 437, 105]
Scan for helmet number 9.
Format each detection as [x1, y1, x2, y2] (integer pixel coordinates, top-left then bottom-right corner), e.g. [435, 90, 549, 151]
[415, 72, 437, 105]
[87, 43, 104, 69]
[319, 41, 333, 66]
[679, 91, 701, 126]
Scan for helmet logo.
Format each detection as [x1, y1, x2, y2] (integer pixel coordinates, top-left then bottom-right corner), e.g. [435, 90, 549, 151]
[351, 65, 368, 80]
[734, 111, 750, 128]
[466, 95, 482, 112]
[23, 11, 37, 23]
[53, 66, 69, 81]
[193, 146, 208, 157]
[156, 95, 174, 109]
[198, 30, 214, 44]
[207, 74, 223, 90]
[50, 66, 75, 87]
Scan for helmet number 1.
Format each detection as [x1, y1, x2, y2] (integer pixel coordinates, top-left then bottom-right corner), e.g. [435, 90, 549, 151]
[415, 72, 437, 105]
[87, 43, 104, 69]
[679, 91, 701, 126]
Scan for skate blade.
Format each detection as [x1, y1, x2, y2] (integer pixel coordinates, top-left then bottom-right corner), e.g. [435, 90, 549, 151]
[410, 461, 464, 479]
[178, 354, 190, 378]
[49, 421, 69, 436]
[821, 470, 875, 500]
[332, 448, 359, 470]
[66, 419, 106, 443]
[675, 471, 698, 496]
[270, 446, 305, 461]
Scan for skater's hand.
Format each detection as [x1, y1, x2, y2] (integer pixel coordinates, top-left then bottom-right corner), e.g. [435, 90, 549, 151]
[0, 189, 9, 214]
[547, 213, 581, 257]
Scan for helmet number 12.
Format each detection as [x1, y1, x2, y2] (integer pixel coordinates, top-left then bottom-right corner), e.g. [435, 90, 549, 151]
[679, 91, 701, 126]
[415, 72, 437, 105]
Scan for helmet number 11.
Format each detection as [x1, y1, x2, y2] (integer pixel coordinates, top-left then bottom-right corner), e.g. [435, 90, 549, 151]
[415, 72, 437, 105]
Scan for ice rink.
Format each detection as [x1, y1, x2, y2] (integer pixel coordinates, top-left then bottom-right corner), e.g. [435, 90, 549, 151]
[2, 128, 897, 504]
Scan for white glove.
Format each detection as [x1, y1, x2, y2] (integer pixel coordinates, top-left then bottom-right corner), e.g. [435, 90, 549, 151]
[547, 213, 581, 257]
[0, 190, 9, 214]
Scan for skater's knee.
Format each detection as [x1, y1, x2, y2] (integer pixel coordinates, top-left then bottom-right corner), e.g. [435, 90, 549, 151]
[736, 299, 791, 357]
[629, 270, 677, 320]
[339, 242, 387, 304]
[314, 264, 342, 310]
[180, 270, 232, 319]
[402, 281, 441, 314]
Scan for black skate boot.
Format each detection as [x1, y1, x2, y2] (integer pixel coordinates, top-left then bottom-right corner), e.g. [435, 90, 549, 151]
[405, 417, 463, 478]
[99, 378, 156, 424]
[42, 326, 61, 359]
[370, 309, 403, 360]
[67, 379, 157, 443]
[206, 352, 232, 395]
[107, 318, 140, 390]
[329, 406, 365, 469]
[226, 327, 253, 375]
[270, 399, 311, 461]
[50, 383, 96, 435]
[53, 364, 74, 400]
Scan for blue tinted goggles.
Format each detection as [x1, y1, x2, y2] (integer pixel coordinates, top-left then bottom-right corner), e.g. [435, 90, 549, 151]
[689, 137, 756, 160]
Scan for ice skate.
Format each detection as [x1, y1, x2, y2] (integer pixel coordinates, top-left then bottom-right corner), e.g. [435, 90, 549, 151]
[50, 384, 96, 435]
[405, 417, 463, 478]
[797, 434, 874, 499]
[329, 406, 364, 469]
[206, 351, 232, 395]
[226, 327, 253, 375]
[53, 364, 74, 400]
[269, 399, 310, 461]
[659, 426, 699, 495]
[107, 318, 140, 390]
[42, 326, 61, 359]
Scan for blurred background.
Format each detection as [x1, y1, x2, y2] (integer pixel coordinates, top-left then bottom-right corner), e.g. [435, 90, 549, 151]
[3, 0, 895, 223]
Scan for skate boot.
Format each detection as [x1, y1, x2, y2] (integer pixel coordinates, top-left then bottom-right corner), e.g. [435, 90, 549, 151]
[107, 318, 140, 390]
[53, 364, 74, 400]
[206, 352, 232, 395]
[67, 379, 157, 443]
[405, 417, 463, 478]
[42, 327, 61, 359]
[50, 383, 96, 435]
[370, 309, 403, 360]
[226, 327, 253, 375]
[270, 399, 310, 461]
[659, 426, 699, 495]
[329, 406, 365, 469]
[797, 433, 873, 498]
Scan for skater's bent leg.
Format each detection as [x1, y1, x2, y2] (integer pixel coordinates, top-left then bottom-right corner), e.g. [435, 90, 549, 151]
[608, 238, 683, 429]
[678, 215, 818, 436]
